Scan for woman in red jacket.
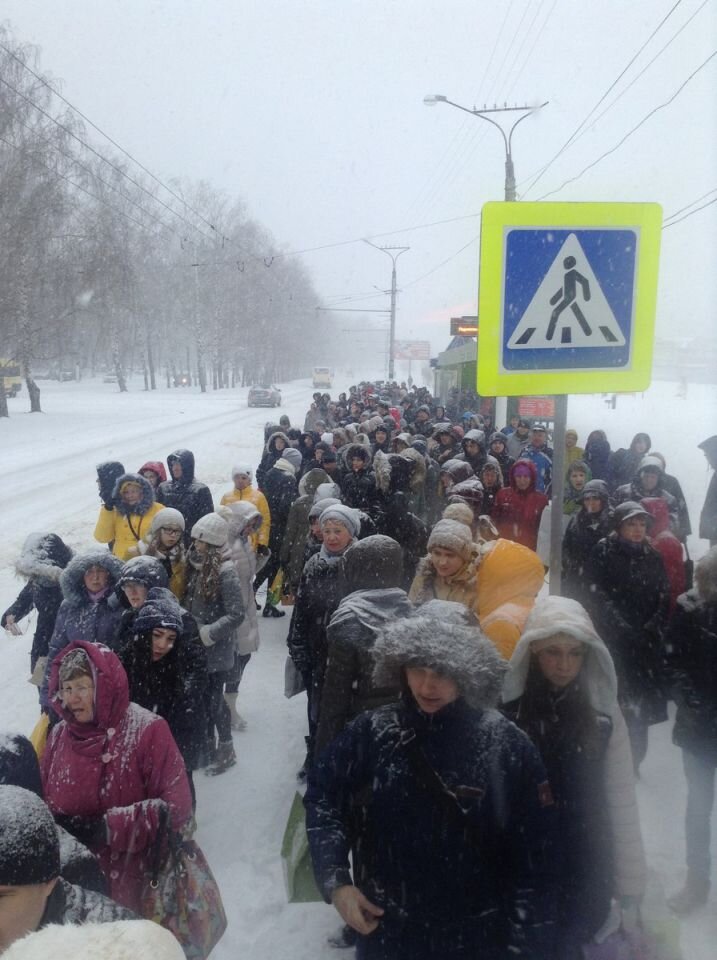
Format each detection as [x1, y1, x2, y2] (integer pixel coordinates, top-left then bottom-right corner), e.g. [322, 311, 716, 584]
[41, 640, 192, 913]
[492, 460, 548, 552]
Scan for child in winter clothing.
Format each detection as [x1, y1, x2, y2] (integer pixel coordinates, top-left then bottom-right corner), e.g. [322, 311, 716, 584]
[492, 460, 549, 552]
[2, 533, 73, 679]
[409, 519, 478, 612]
[220, 465, 271, 553]
[94, 473, 164, 561]
[184, 513, 245, 775]
[502, 596, 646, 959]
[138, 507, 187, 600]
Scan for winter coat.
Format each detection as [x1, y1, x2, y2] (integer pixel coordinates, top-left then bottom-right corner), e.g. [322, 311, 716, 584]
[607, 433, 651, 492]
[156, 450, 214, 547]
[487, 432, 515, 479]
[315, 587, 413, 755]
[2, 533, 72, 669]
[40, 878, 136, 929]
[563, 461, 592, 515]
[409, 555, 478, 611]
[224, 503, 263, 655]
[279, 468, 330, 591]
[519, 446, 553, 495]
[183, 557, 245, 673]
[614, 470, 679, 534]
[503, 597, 646, 946]
[42, 641, 193, 913]
[374, 491, 428, 588]
[478, 461, 505, 514]
[41, 552, 125, 709]
[454, 429, 490, 473]
[642, 497, 685, 611]
[476, 539, 544, 659]
[306, 696, 555, 959]
[492, 460, 549, 551]
[659, 470, 692, 540]
[262, 463, 298, 555]
[583, 432, 611, 482]
[287, 549, 352, 709]
[94, 474, 165, 561]
[119, 618, 209, 770]
[701, 472, 717, 543]
[139, 460, 167, 485]
[255, 431, 290, 490]
[561, 482, 612, 603]
[585, 534, 670, 724]
[664, 587, 717, 762]
[506, 430, 529, 460]
[220, 484, 271, 549]
[340, 447, 379, 513]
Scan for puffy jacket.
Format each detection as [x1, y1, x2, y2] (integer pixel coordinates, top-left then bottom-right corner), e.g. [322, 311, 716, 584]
[156, 450, 214, 547]
[306, 697, 555, 958]
[184, 556, 245, 673]
[492, 460, 549, 551]
[2, 533, 73, 669]
[476, 539, 544, 659]
[223, 503, 263, 655]
[94, 473, 165, 561]
[642, 497, 685, 611]
[220, 484, 271, 549]
[519, 446, 553, 495]
[41, 552, 125, 709]
[315, 587, 413, 755]
[42, 641, 193, 913]
[262, 463, 298, 553]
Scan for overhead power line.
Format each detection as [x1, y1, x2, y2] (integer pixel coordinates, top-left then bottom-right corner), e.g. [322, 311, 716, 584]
[0, 39, 229, 244]
[663, 195, 717, 228]
[663, 187, 717, 222]
[537, 50, 717, 200]
[522, 0, 685, 196]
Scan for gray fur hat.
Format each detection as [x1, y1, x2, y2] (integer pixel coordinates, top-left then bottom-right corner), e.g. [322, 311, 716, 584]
[372, 613, 506, 710]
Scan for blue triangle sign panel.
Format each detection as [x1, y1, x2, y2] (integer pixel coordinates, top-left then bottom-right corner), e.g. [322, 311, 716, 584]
[502, 227, 637, 372]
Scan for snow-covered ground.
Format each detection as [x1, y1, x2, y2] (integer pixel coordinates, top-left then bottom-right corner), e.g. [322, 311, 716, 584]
[0, 375, 715, 959]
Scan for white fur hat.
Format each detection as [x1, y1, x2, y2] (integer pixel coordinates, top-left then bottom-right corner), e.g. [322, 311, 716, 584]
[2, 920, 185, 960]
[231, 464, 252, 480]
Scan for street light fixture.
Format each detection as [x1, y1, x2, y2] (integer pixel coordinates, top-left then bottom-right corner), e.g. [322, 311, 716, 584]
[423, 94, 548, 200]
[362, 239, 409, 380]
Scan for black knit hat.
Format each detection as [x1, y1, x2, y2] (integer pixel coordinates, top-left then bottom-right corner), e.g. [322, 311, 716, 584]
[0, 785, 60, 885]
[134, 591, 183, 635]
[0, 734, 43, 797]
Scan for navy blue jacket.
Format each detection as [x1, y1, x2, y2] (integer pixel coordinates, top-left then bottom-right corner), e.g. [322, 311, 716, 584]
[306, 697, 555, 958]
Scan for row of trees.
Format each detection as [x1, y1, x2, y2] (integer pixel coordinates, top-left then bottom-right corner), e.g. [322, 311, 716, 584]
[0, 29, 336, 416]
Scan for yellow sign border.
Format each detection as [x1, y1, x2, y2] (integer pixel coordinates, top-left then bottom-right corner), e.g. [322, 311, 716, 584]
[477, 201, 662, 396]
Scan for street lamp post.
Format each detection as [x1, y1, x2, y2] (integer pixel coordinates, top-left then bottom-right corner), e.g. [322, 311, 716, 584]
[423, 95, 548, 201]
[362, 239, 409, 380]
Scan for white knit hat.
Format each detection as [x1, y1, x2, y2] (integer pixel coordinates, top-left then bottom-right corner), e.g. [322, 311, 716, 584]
[191, 513, 229, 547]
[149, 507, 185, 534]
[231, 464, 252, 480]
[282, 448, 303, 471]
[274, 458, 296, 476]
[427, 518, 475, 562]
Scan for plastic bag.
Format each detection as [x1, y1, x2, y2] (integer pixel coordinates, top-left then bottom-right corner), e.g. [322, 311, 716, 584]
[280, 791, 322, 903]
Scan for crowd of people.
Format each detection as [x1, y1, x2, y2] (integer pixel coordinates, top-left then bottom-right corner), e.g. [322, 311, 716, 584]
[0, 378, 715, 959]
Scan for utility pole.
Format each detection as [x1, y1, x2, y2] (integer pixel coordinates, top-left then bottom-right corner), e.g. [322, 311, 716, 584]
[362, 240, 409, 379]
[424, 97, 548, 200]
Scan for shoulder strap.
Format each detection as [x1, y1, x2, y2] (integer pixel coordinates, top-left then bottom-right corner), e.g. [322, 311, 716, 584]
[148, 802, 170, 885]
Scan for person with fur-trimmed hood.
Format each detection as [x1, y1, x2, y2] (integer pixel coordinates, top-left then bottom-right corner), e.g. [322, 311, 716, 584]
[156, 450, 214, 547]
[315, 535, 412, 756]
[255, 430, 290, 490]
[2, 534, 73, 677]
[561, 480, 612, 604]
[94, 473, 165, 561]
[341, 444, 378, 514]
[40, 551, 124, 711]
[305, 611, 555, 960]
[119, 588, 208, 804]
[409, 519, 478, 613]
[584, 500, 670, 773]
[430, 422, 460, 465]
[502, 596, 646, 958]
[664, 546, 717, 915]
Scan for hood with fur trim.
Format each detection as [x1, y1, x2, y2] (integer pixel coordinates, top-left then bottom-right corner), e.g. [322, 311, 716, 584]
[217, 500, 264, 542]
[15, 533, 73, 582]
[111, 473, 156, 517]
[2, 919, 185, 960]
[502, 595, 618, 714]
[265, 431, 290, 455]
[60, 551, 124, 607]
[373, 612, 506, 710]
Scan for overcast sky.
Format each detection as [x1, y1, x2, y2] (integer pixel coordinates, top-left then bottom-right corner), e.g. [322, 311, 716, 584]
[3, 0, 716, 361]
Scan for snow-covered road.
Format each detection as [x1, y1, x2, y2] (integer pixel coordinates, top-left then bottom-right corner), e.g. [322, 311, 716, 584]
[0, 376, 715, 958]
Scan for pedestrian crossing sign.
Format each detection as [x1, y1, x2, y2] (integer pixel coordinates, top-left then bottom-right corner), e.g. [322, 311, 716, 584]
[477, 202, 662, 395]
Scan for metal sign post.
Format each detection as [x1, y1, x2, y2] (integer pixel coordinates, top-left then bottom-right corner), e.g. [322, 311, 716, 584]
[548, 394, 568, 595]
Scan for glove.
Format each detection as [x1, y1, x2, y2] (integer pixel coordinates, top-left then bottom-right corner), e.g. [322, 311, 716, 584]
[3, 615, 22, 637]
[256, 544, 270, 557]
[102, 501, 114, 512]
[55, 813, 107, 848]
[199, 624, 215, 647]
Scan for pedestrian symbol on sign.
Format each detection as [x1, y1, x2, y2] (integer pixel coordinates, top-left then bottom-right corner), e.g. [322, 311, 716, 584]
[507, 233, 626, 350]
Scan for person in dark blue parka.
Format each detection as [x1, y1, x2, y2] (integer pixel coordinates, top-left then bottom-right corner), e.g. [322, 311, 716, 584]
[305, 611, 556, 960]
